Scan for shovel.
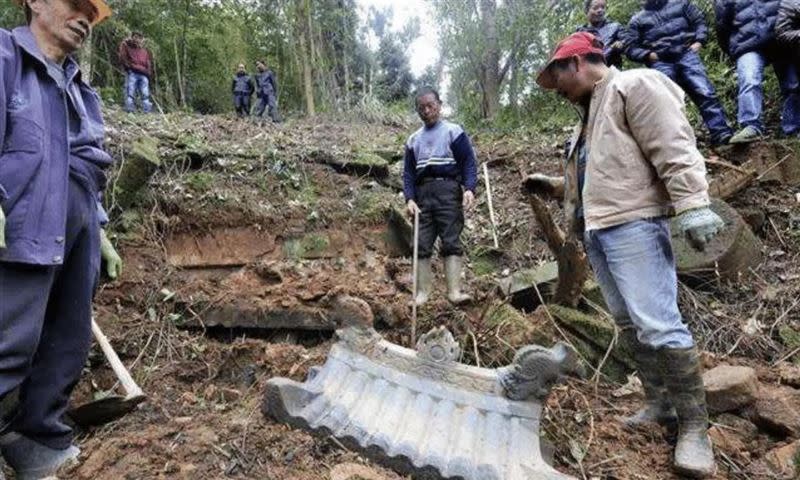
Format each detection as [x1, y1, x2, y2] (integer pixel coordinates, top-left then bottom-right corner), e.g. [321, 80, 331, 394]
[476, 163, 505, 268]
[68, 319, 146, 427]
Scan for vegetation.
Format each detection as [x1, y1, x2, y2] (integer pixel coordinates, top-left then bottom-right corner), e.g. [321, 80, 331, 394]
[0, 0, 785, 130]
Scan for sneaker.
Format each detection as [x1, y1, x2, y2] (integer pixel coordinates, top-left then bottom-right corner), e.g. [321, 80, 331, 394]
[729, 126, 763, 144]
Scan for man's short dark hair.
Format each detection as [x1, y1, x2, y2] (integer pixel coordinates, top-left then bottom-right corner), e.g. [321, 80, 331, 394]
[24, 3, 32, 24]
[549, 52, 606, 72]
[415, 87, 441, 105]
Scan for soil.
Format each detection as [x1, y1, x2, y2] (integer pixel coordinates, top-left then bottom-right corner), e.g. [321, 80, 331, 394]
[47, 109, 800, 479]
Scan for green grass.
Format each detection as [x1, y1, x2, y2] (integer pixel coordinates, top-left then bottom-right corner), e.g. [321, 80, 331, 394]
[185, 172, 215, 192]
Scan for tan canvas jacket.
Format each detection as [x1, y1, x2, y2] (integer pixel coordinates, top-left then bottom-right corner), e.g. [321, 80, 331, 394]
[562, 67, 711, 235]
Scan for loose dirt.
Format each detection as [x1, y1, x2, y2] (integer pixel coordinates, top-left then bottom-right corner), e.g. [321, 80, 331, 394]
[50, 110, 800, 479]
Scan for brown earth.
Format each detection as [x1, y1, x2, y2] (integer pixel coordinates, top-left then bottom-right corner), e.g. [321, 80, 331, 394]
[45, 109, 800, 479]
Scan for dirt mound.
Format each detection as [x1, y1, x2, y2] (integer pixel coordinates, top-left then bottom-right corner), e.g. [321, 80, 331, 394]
[69, 109, 800, 479]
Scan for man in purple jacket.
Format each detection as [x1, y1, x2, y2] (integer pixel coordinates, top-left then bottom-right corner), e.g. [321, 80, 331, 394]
[0, 1, 121, 478]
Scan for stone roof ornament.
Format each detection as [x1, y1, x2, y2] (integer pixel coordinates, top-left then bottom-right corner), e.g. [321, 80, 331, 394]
[263, 297, 581, 480]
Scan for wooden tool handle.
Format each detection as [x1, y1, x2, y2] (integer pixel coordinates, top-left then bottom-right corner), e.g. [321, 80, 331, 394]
[482, 163, 500, 249]
[91, 318, 145, 398]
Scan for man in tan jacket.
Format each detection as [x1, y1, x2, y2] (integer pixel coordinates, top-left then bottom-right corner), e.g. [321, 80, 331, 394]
[531, 32, 723, 478]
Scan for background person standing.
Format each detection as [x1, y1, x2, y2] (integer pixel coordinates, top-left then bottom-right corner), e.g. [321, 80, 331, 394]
[232, 63, 254, 118]
[254, 60, 280, 122]
[716, 0, 800, 143]
[118, 31, 153, 113]
[576, 0, 627, 68]
[625, 0, 734, 145]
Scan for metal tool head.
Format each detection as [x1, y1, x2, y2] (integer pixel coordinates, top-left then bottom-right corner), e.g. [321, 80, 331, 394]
[67, 393, 146, 427]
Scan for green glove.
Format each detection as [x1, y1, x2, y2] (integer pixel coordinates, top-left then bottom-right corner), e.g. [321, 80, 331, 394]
[100, 229, 123, 279]
[676, 206, 725, 251]
[0, 206, 5, 249]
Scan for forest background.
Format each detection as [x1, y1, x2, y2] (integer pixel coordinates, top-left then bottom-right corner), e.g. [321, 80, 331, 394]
[0, 0, 784, 133]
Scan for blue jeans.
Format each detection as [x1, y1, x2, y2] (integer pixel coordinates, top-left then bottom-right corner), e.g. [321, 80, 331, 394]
[124, 71, 152, 113]
[583, 218, 694, 349]
[737, 51, 800, 136]
[652, 51, 733, 143]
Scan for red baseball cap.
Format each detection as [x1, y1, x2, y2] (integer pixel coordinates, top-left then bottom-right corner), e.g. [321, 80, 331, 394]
[536, 32, 605, 90]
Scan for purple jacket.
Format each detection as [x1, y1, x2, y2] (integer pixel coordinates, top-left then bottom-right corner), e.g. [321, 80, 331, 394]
[0, 27, 112, 265]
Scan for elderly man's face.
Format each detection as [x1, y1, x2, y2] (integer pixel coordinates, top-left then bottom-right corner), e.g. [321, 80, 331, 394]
[416, 93, 442, 126]
[29, 0, 96, 55]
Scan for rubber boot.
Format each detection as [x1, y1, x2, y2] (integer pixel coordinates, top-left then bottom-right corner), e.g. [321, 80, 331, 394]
[619, 329, 677, 427]
[0, 433, 80, 480]
[444, 256, 472, 304]
[413, 258, 432, 306]
[658, 347, 716, 478]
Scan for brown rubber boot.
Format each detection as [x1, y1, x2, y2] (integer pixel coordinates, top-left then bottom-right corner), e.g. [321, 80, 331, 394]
[658, 347, 716, 478]
[619, 329, 677, 427]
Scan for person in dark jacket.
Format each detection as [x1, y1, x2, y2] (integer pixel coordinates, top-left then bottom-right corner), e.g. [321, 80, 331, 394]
[625, 0, 734, 145]
[403, 88, 478, 306]
[0, 1, 122, 478]
[717, 0, 800, 142]
[254, 60, 281, 122]
[576, 0, 627, 68]
[118, 31, 153, 113]
[777, 0, 800, 53]
[231, 63, 254, 118]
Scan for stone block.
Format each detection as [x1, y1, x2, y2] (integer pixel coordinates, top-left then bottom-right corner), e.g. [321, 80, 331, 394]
[714, 413, 759, 443]
[763, 440, 800, 480]
[166, 227, 275, 268]
[708, 426, 748, 457]
[777, 362, 800, 389]
[263, 324, 578, 480]
[753, 386, 800, 438]
[112, 134, 161, 210]
[311, 149, 389, 178]
[703, 365, 759, 414]
[671, 199, 763, 283]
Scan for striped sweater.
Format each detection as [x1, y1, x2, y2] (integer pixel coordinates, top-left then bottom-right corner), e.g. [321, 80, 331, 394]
[402, 120, 478, 201]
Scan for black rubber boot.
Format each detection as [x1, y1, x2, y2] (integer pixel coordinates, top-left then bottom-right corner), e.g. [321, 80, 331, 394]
[658, 347, 716, 478]
[619, 329, 677, 427]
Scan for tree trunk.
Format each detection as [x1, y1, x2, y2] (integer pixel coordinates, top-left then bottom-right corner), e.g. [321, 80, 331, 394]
[173, 39, 185, 109]
[296, 0, 316, 116]
[479, 0, 500, 120]
[179, 0, 190, 108]
[80, 31, 93, 81]
[508, 59, 520, 117]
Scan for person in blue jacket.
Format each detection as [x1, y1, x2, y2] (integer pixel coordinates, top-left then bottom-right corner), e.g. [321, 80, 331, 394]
[403, 88, 478, 306]
[0, 1, 121, 478]
[716, 0, 800, 143]
[231, 63, 254, 118]
[576, 0, 627, 68]
[625, 0, 734, 145]
[254, 60, 281, 123]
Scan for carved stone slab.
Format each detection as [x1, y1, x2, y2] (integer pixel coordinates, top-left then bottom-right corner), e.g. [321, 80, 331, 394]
[262, 324, 577, 480]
